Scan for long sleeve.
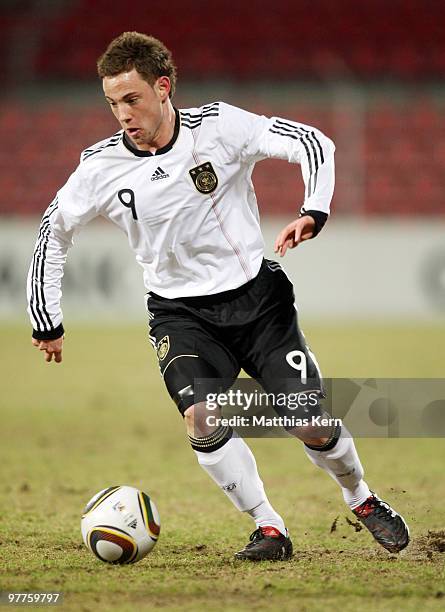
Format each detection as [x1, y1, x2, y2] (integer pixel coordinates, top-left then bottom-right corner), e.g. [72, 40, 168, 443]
[27, 162, 98, 339]
[218, 103, 335, 234]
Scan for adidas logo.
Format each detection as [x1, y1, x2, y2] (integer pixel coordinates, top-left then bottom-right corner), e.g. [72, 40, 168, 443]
[128, 519, 137, 529]
[151, 167, 170, 181]
[222, 483, 237, 492]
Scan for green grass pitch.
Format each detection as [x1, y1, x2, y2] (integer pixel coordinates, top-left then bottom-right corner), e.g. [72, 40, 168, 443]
[1, 322, 444, 611]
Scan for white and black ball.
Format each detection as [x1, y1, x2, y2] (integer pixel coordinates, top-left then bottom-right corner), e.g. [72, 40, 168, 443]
[81, 485, 160, 564]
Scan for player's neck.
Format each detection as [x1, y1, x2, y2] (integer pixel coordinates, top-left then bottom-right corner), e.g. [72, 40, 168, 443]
[142, 100, 176, 154]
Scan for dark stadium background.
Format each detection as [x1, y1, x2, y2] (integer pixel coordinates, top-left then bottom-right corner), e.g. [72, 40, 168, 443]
[2, 0, 445, 218]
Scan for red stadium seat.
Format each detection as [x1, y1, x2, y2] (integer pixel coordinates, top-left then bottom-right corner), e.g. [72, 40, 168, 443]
[28, 0, 445, 81]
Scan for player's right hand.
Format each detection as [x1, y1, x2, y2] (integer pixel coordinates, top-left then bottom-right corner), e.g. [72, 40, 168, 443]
[32, 336, 64, 363]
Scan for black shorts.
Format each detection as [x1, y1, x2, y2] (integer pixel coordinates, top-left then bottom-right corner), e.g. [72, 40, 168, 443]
[146, 259, 323, 414]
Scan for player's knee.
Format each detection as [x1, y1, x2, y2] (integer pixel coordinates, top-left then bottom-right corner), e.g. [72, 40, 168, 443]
[292, 418, 342, 450]
[284, 403, 336, 442]
[183, 404, 197, 430]
[184, 402, 217, 437]
[184, 403, 233, 455]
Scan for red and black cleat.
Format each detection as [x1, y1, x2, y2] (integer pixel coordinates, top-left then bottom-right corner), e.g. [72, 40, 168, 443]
[235, 526, 293, 561]
[353, 492, 410, 553]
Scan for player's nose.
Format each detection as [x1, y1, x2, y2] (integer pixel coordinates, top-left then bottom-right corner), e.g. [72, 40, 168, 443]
[117, 105, 132, 124]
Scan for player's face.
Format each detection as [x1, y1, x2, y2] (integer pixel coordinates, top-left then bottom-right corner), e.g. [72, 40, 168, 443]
[103, 68, 171, 151]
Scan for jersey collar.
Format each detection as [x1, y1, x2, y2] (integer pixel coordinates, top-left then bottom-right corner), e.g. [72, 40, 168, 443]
[122, 108, 180, 157]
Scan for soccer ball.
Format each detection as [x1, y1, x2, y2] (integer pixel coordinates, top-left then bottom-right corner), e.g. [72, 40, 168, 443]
[81, 485, 161, 564]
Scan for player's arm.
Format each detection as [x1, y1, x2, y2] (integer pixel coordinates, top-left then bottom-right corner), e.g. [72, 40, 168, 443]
[261, 116, 335, 256]
[218, 103, 335, 256]
[27, 197, 71, 363]
[27, 163, 98, 363]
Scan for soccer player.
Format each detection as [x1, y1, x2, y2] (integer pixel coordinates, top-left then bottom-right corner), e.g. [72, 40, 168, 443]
[27, 32, 409, 560]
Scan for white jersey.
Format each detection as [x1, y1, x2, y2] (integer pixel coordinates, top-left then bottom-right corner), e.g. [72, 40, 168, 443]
[27, 101, 335, 338]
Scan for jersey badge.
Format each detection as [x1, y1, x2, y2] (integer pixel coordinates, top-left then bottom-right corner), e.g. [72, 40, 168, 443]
[157, 335, 170, 361]
[189, 162, 218, 194]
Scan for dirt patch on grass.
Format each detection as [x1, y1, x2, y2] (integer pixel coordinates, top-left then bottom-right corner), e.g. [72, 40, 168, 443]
[412, 530, 445, 555]
[400, 530, 445, 562]
[291, 530, 445, 565]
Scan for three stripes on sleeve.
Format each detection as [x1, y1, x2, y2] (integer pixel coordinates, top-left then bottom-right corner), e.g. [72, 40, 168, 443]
[269, 119, 325, 199]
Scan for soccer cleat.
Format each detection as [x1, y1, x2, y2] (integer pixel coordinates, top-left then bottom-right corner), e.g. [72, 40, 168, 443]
[234, 526, 293, 561]
[352, 492, 410, 553]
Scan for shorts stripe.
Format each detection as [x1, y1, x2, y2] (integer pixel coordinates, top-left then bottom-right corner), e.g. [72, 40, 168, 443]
[162, 354, 199, 378]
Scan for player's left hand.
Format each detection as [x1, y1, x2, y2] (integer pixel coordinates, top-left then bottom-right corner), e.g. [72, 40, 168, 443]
[32, 336, 64, 363]
[274, 215, 315, 257]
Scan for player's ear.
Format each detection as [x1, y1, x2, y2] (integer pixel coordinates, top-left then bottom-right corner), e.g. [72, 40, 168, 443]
[155, 76, 171, 101]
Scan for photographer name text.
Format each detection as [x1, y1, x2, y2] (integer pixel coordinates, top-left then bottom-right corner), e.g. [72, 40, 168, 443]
[206, 415, 342, 428]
